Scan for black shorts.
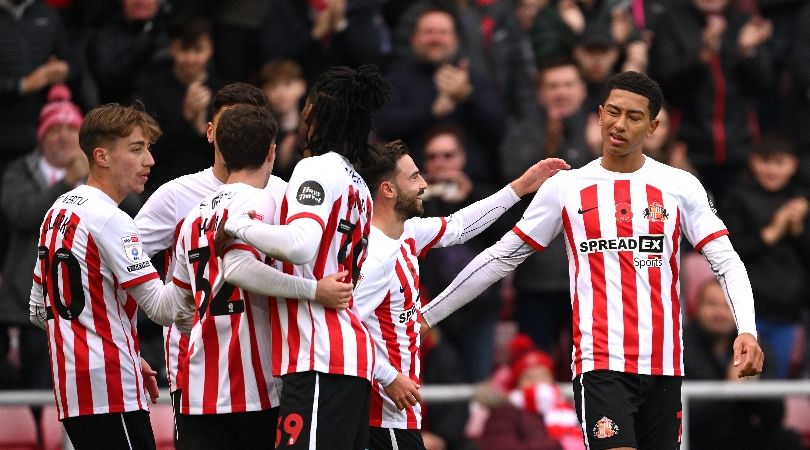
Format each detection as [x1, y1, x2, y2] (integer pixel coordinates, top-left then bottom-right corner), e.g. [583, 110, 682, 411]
[369, 427, 426, 450]
[276, 371, 371, 449]
[62, 410, 156, 450]
[573, 370, 682, 450]
[176, 406, 279, 450]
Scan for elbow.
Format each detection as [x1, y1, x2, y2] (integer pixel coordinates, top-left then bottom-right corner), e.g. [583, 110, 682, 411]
[286, 246, 317, 266]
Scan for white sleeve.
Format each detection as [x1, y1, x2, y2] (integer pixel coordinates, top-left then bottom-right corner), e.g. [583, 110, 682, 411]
[134, 185, 178, 257]
[29, 270, 47, 331]
[222, 249, 317, 300]
[421, 231, 536, 327]
[373, 357, 399, 387]
[224, 215, 322, 265]
[437, 184, 521, 247]
[700, 235, 758, 337]
[126, 277, 194, 327]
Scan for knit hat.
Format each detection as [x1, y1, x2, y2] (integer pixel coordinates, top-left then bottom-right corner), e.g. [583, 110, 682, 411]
[37, 84, 83, 141]
[510, 350, 555, 388]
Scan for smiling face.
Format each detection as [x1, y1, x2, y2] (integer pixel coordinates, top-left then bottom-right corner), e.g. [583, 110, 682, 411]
[598, 89, 659, 162]
[391, 154, 428, 219]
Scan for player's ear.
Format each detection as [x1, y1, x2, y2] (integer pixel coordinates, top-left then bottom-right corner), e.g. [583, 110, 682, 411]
[380, 179, 396, 199]
[206, 122, 214, 144]
[647, 118, 659, 137]
[267, 142, 277, 166]
[92, 147, 110, 168]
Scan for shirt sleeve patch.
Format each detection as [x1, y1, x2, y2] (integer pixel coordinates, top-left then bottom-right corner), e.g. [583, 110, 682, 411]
[296, 180, 325, 206]
[120, 234, 145, 264]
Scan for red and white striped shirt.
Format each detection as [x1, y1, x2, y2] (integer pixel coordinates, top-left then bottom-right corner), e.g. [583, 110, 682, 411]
[172, 183, 281, 414]
[273, 152, 375, 380]
[31, 185, 159, 419]
[135, 168, 222, 393]
[512, 158, 727, 376]
[508, 383, 582, 442]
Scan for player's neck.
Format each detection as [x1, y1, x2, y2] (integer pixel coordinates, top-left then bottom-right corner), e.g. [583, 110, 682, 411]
[601, 152, 646, 173]
[212, 162, 228, 183]
[226, 169, 269, 189]
[86, 174, 124, 204]
[371, 204, 405, 240]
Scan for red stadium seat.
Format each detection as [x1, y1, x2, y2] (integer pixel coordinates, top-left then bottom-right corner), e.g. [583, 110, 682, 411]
[0, 407, 39, 450]
[40, 406, 63, 450]
[150, 404, 176, 450]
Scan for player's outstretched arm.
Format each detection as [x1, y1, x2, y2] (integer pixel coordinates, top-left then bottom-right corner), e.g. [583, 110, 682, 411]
[221, 213, 322, 265]
[421, 231, 536, 330]
[222, 249, 351, 310]
[127, 279, 194, 327]
[509, 158, 570, 197]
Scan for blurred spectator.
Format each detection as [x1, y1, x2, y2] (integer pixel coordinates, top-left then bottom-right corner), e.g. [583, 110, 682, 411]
[649, 0, 774, 200]
[84, 0, 170, 104]
[683, 279, 802, 450]
[420, 327, 479, 450]
[719, 133, 810, 378]
[419, 125, 501, 382]
[572, 22, 620, 113]
[260, 0, 388, 86]
[641, 104, 696, 174]
[376, 5, 506, 185]
[498, 59, 590, 363]
[208, 0, 269, 83]
[0, 84, 87, 392]
[392, 0, 536, 119]
[135, 16, 224, 196]
[258, 59, 306, 181]
[516, 0, 576, 67]
[789, 3, 810, 176]
[0, 0, 77, 169]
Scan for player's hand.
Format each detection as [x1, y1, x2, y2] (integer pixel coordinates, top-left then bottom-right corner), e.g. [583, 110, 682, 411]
[510, 158, 570, 197]
[383, 372, 422, 411]
[213, 219, 233, 257]
[141, 358, 159, 404]
[419, 317, 430, 340]
[315, 271, 353, 309]
[733, 333, 764, 378]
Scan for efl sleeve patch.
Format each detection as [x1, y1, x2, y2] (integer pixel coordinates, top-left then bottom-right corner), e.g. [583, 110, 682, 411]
[296, 180, 325, 206]
[121, 234, 145, 264]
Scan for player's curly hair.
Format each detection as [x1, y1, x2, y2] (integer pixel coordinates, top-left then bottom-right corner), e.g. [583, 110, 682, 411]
[302, 65, 392, 167]
[601, 71, 663, 119]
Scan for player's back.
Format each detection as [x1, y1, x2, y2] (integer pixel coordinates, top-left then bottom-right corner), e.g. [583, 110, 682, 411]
[34, 185, 156, 419]
[174, 182, 279, 414]
[274, 151, 374, 380]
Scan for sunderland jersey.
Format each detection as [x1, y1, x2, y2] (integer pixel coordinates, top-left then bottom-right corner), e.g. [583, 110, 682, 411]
[172, 182, 281, 414]
[32, 185, 159, 419]
[135, 168, 222, 393]
[273, 152, 375, 380]
[512, 157, 727, 377]
[355, 217, 451, 429]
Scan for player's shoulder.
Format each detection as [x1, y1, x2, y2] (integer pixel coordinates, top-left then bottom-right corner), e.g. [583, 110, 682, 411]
[264, 174, 288, 193]
[643, 158, 704, 192]
[153, 168, 218, 196]
[366, 226, 401, 264]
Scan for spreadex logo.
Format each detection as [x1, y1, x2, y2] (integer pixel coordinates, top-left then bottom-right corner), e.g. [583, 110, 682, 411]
[578, 235, 665, 254]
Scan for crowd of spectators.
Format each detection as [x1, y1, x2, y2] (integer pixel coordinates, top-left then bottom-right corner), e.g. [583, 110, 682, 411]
[1, 0, 810, 448]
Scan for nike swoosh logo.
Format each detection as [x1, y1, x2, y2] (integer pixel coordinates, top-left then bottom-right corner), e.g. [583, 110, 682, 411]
[399, 286, 405, 293]
[577, 206, 598, 214]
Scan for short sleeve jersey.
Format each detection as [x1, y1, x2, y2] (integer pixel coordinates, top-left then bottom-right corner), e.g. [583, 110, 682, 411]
[33, 185, 159, 419]
[356, 217, 449, 429]
[273, 152, 375, 380]
[171, 182, 281, 414]
[134, 168, 221, 393]
[512, 158, 727, 377]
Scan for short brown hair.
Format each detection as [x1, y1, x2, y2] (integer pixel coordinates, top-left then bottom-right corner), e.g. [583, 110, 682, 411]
[259, 59, 303, 87]
[358, 139, 410, 196]
[79, 103, 162, 161]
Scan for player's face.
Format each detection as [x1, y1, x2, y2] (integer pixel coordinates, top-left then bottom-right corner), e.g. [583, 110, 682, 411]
[106, 126, 155, 197]
[393, 154, 428, 219]
[598, 89, 658, 159]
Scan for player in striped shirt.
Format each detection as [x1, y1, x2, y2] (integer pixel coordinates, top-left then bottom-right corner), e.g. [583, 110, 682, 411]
[353, 140, 568, 450]
[29, 104, 195, 449]
[170, 104, 353, 449]
[134, 82, 280, 445]
[221, 65, 391, 449]
[420, 72, 764, 450]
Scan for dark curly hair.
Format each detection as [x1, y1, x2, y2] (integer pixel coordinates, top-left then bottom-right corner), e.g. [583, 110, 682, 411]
[601, 71, 663, 119]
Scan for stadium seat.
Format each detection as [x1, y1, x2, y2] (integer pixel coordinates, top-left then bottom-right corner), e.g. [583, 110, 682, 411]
[783, 396, 810, 449]
[40, 406, 63, 450]
[0, 406, 39, 450]
[150, 404, 176, 450]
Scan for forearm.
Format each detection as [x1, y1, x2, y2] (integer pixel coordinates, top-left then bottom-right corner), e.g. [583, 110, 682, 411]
[222, 250, 316, 300]
[29, 279, 47, 331]
[442, 185, 520, 246]
[373, 357, 398, 387]
[225, 216, 321, 265]
[701, 236, 758, 337]
[421, 232, 534, 327]
[128, 279, 193, 327]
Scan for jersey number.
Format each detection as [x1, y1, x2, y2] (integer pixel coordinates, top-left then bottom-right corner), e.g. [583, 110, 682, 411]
[37, 246, 86, 320]
[335, 219, 367, 285]
[188, 246, 245, 319]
